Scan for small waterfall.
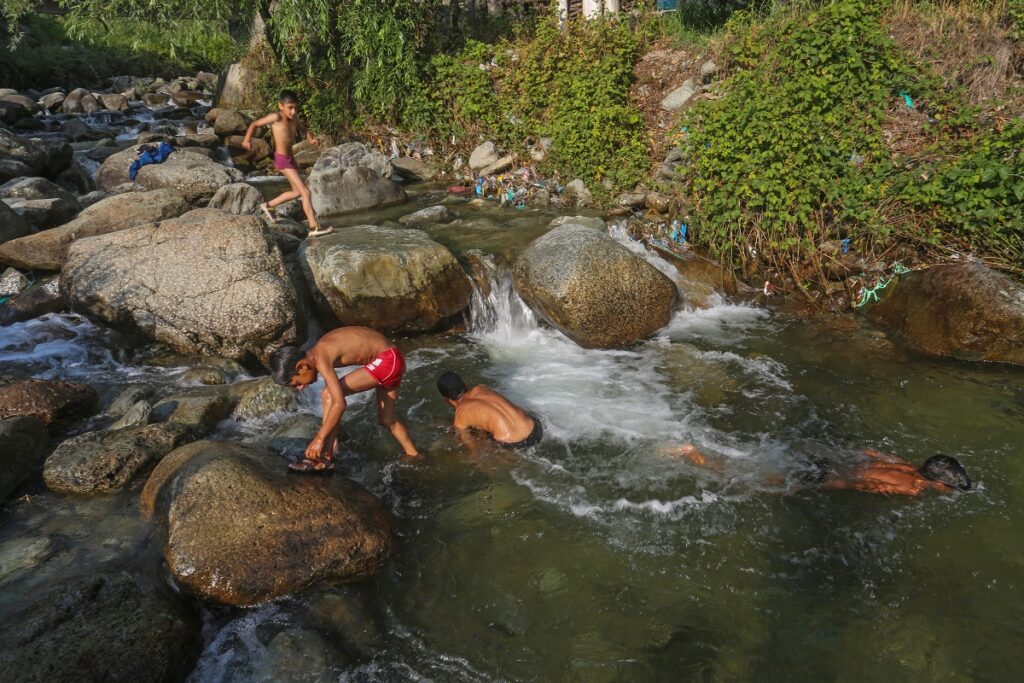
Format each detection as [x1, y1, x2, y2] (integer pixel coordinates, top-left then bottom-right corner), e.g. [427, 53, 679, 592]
[466, 254, 538, 340]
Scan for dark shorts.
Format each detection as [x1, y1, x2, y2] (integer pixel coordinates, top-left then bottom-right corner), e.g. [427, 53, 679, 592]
[796, 456, 832, 485]
[274, 153, 298, 171]
[497, 413, 543, 449]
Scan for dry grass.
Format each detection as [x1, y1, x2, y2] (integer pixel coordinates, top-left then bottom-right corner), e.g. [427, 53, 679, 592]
[884, 0, 1023, 105]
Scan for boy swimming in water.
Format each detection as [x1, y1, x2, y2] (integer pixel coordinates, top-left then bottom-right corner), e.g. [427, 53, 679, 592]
[270, 327, 419, 472]
[668, 444, 971, 496]
[241, 90, 331, 237]
[437, 371, 543, 449]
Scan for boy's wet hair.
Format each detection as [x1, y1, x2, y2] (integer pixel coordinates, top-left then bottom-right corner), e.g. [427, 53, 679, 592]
[279, 89, 300, 105]
[437, 371, 468, 401]
[269, 346, 305, 385]
[919, 454, 971, 491]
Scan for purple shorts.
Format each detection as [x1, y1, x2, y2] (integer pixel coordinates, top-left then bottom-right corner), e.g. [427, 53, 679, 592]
[274, 153, 298, 171]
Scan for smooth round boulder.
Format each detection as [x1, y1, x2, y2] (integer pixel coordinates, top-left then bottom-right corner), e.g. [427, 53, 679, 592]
[212, 109, 251, 137]
[513, 223, 678, 348]
[0, 572, 200, 683]
[0, 379, 97, 425]
[208, 182, 263, 216]
[0, 188, 190, 271]
[142, 440, 393, 606]
[43, 423, 195, 495]
[866, 262, 1024, 366]
[311, 142, 393, 179]
[61, 208, 302, 361]
[96, 148, 244, 203]
[300, 225, 472, 332]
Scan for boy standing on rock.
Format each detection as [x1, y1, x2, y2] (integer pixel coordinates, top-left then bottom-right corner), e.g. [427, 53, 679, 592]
[241, 89, 332, 237]
[270, 327, 419, 472]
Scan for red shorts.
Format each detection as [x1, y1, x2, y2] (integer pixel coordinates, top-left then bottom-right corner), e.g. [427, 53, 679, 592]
[364, 347, 405, 389]
[274, 153, 298, 171]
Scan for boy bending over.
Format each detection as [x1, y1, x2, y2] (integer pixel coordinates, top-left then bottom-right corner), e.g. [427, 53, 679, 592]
[271, 327, 419, 472]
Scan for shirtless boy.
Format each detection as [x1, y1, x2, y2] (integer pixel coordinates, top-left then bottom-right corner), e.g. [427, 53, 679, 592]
[270, 327, 418, 472]
[437, 372, 543, 449]
[669, 444, 971, 496]
[241, 90, 331, 237]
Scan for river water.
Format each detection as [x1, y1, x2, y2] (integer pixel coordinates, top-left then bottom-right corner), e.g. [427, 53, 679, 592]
[2, 173, 1023, 680]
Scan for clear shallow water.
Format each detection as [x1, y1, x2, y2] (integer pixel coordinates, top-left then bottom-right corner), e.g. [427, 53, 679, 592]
[1, 209, 1023, 682]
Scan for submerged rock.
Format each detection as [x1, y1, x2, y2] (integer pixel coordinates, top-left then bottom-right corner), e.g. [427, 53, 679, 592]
[0, 379, 97, 426]
[61, 209, 302, 361]
[95, 148, 244, 203]
[0, 188, 191, 271]
[300, 225, 472, 332]
[43, 423, 195, 494]
[398, 204, 455, 226]
[0, 572, 200, 682]
[866, 262, 1024, 366]
[251, 628, 349, 683]
[0, 416, 48, 501]
[142, 440, 393, 606]
[231, 377, 298, 421]
[513, 224, 677, 348]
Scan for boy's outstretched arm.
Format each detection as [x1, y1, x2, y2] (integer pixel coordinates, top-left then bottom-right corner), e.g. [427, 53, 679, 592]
[306, 354, 345, 460]
[242, 113, 279, 150]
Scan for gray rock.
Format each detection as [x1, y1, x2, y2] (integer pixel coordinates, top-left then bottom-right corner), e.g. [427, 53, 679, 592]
[0, 267, 29, 296]
[98, 93, 129, 111]
[562, 178, 593, 207]
[700, 59, 719, 81]
[0, 200, 31, 245]
[102, 384, 154, 417]
[196, 71, 218, 90]
[251, 628, 348, 683]
[231, 377, 298, 421]
[0, 416, 48, 501]
[309, 165, 406, 218]
[0, 536, 53, 583]
[208, 182, 263, 216]
[0, 127, 71, 179]
[61, 87, 90, 114]
[513, 224, 678, 348]
[0, 188, 190, 271]
[0, 101, 29, 125]
[549, 215, 604, 230]
[265, 413, 320, 459]
[43, 423, 195, 494]
[398, 204, 455, 226]
[866, 262, 1024, 366]
[181, 366, 229, 386]
[143, 92, 170, 106]
[61, 118, 111, 142]
[152, 390, 232, 435]
[109, 400, 152, 430]
[390, 156, 436, 180]
[217, 63, 254, 108]
[300, 225, 472, 332]
[78, 190, 108, 207]
[0, 275, 64, 325]
[38, 91, 65, 112]
[0, 572, 200, 682]
[61, 209, 302, 360]
[311, 141, 393, 179]
[55, 158, 98, 195]
[175, 132, 221, 149]
[616, 192, 647, 208]
[96, 148, 244, 203]
[0, 176, 81, 229]
[0, 93, 37, 113]
[479, 154, 515, 177]
[141, 440, 394, 606]
[0, 379, 97, 426]
[469, 141, 500, 172]
[661, 77, 701, 112]
[212, 109, 251, 137]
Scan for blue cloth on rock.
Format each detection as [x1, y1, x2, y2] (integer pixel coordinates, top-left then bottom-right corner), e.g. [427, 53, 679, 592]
[128, 142, 175, 181]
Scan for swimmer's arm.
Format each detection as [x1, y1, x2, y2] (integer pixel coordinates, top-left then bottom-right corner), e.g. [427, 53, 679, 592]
[453, 411, 484, 453]
[661, 444, 726, 473]
[242, 113, 279, 149]
[863, 448, 906, 464]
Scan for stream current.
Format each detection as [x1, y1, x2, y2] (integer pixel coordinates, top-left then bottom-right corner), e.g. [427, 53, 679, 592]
[1, 181, 1023, 681]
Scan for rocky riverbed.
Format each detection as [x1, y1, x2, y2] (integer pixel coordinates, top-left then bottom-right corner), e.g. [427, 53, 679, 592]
[2, 73, 1024, 681]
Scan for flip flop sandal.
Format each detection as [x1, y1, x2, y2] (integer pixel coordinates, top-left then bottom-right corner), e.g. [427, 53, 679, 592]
[288, 457, 335, 474]
[307, 225, 334, 237]
[258, 202, 275, 223]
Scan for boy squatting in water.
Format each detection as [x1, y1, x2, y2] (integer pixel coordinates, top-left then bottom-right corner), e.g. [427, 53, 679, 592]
[241, 89, 332, 237]
[436, 371, 543, 449]
[271, 327, 419, 472]
[667, 444, 971, 496]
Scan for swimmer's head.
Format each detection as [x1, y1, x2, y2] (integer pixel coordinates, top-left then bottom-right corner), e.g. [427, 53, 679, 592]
[919, 454, 971, 491]
[278, 90, 300, 119]
[270, 346, 316, 389]
[437, 371, 468, 406]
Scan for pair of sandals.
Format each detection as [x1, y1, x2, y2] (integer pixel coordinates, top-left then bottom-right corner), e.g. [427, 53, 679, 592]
[259, 203, 333, 237]
[288, 454, 335, 474]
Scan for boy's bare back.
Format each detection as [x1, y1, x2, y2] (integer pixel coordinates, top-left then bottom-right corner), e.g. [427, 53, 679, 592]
[455, 385, 535, 443]
[309, 327, 395, 368]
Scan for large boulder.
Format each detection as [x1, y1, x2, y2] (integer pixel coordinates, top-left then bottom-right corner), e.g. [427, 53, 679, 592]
[0, 199, 31, 245]
[0, 127, 71, 180]
[208, 182, 263, 215]
[309, 165, 406, 218]
[141, 440, 393, 606]
[43, 423, 195, 495]
[301, 225, 472, 332]
[61, 209, 302, 361]
[0, 416, 48, 501]
[96, 148, 244, 203]
[513, 224, 678, 348]
[312, 142, 393, 179]
[866, 262, 1024, 366]
[0, 177, 81, 229]
[0, 572, 200, 682]
[0, 188, 190, 271]
[216, 63, 254, 108]
[212, 109, 251, 137]
[469, 141, 500, 173]
[0, 379, 98, 426]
